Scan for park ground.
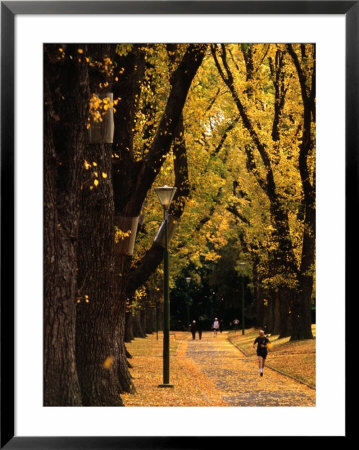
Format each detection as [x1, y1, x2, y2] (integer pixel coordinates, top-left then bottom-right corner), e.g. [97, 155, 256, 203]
[122, 327, 316, 407]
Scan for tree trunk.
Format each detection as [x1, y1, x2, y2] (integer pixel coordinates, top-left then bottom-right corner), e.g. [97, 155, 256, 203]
[44, 44, 89, 406]
[144, 306, 154, 334]
[272, 289, 281, 335]
[76, 142, 128, 405]
[287, 44, 315, 341]
[125, 312, 134, 342]
[278, 287, 292, 338]
[290, 281, 313, 340]
[133, 311, 146, 338]
[44, 125, 82, 406]
[114, 255, 135, 392]
[253, 282, 263, 329]
[266, 296, 274, 334]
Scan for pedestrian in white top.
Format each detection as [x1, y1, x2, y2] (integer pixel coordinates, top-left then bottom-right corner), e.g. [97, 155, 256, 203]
[212, 318, 220, 336]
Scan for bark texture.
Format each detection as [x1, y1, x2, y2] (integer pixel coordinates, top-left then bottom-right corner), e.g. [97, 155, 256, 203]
[44, 44, 89, 406]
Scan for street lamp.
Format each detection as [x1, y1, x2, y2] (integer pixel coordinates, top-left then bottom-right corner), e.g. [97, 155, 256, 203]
[155, 185, 177, 388]
[239, 262, 246, 335]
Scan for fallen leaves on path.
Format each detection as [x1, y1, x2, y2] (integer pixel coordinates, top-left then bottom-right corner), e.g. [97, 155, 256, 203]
[122, 331, 316, 407]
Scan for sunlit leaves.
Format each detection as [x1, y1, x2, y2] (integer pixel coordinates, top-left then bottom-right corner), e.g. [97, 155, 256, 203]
[114, 227, 131, 243]
[87, 93, 121, 128]
[119, 43, 315, 312]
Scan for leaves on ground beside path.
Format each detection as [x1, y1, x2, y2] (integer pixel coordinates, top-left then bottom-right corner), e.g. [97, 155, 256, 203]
[229, 327, 316, 387]
[268, 354, 315, 387]
[122, 332, 224, 406]
[125, 332, 182, 358]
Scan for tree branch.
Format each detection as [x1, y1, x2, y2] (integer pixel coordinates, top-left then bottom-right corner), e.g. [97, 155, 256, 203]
[226, 205, 250, 225]
[127, 44, 207, 216]
[126, 115, 189, 296]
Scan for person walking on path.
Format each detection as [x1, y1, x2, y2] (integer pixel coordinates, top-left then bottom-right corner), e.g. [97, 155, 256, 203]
[196, 317, 203, 340]
[212, 318, 220, 336]
[253, 329, 271, 376]
[219, 319, 224, 333]
[233, 318, 240, 333]
[190, 320, 197, 340]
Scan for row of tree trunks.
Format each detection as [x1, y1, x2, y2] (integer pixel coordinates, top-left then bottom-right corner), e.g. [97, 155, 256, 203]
[125, 305, 160, 341]
[254, 284, 292, 338]
[213, 44, 315, 340]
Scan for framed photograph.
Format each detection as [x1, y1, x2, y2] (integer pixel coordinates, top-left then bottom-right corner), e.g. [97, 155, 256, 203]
[1, 1, 352, 447]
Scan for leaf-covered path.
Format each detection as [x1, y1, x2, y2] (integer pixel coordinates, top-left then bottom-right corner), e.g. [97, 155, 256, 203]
[122, 331, 315, 407]
[178, 331, 316, 407]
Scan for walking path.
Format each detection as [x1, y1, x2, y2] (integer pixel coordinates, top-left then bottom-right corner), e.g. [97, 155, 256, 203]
[177, 331, 315, 407]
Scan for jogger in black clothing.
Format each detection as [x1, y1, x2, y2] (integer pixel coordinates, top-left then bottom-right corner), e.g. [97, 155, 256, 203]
[253, 330, 270, 376]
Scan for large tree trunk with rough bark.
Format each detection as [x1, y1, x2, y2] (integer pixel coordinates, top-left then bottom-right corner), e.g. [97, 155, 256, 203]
[74, 44, 134, 406]
[287, 44, 316, 340]
[75, 141, 132, 405]
[44, 44, 89, 406]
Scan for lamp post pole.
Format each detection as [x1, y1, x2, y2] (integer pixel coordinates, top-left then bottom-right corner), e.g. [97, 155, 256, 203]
[155, 299, 159, 341]
[186, 277, 191, 327]
[155, 185, 176, 388]
[241, 275, 245, 335]
[162, 208, 170, 385]
[239, 262, 246, 335]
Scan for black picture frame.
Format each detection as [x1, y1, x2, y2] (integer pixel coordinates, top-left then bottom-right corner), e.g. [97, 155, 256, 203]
[1, 1, 352, 447]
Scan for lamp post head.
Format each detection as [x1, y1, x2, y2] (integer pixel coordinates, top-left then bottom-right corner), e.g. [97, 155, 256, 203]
[185, 277, 191, 285]
[154, 185, 177, 210]
[239, 262, 246, 274]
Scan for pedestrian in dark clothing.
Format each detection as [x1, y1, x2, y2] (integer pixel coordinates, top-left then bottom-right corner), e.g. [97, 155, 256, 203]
[253, 329, 271, 376]
[196, 318, 203, 340]
[190, 320, 197, 340]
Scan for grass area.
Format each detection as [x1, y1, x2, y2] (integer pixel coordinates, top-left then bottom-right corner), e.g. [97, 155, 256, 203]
[228, 326, 316, 388]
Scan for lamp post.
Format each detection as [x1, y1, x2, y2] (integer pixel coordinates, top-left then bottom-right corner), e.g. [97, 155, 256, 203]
[155, 298, 159, 341]
[239, 262, 246, 335]
[185, 277, 191, 328]
[155, 185, 177, 388]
